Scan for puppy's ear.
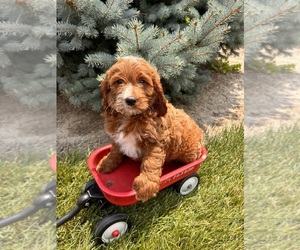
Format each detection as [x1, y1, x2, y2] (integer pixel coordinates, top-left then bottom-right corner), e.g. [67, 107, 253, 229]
[152, 70, 167, 117]
[100, 74, 110, 112]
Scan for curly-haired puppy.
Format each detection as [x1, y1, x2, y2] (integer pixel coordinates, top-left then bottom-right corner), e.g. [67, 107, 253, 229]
[97, 56, 204, 201]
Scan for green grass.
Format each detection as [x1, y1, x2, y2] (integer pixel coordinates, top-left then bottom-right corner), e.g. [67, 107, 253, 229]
[245, 123, 300, 250]
[57, 125, 244, 250]
[0, 154, 56, 250]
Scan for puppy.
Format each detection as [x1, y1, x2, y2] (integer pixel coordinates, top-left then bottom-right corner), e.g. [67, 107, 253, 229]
[97, 56, 204, 201]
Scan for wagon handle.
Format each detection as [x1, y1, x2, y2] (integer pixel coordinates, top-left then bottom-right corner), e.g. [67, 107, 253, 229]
[56, 182, 105, 227]
[56, 195, 87, 227]
[0, 180, 56, 228]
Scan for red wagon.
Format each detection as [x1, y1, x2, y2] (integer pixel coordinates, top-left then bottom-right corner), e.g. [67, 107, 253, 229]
[57, 144, 207, 243]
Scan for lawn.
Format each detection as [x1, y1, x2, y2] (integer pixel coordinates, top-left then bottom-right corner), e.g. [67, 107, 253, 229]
[244, 123, 300, 250]
[0, 154, 56, 250]
[57, 124, 244, 250]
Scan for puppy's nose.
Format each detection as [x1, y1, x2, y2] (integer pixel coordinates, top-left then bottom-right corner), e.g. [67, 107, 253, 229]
[125, 97, 137, 106]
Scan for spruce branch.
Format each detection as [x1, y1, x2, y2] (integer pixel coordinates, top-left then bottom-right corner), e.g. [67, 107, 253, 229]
[125, 18, 144, 51]
[84, 52, 115, 69]
[80, 15, 97, 28]
[199, 25, 230, 47]
[44, 54, 57, 67]
[188, 50, 211, 61]
[133, 23, 140, 51]
[200, 11, 214, 31]
[110, 24, 133, 43]
[150, 33, 183, 62]
[246, 26, 277, 43]
[155, 55, 185, 79]
[0, 22, 31, 36]
[245, 4, 297, 32]
[57, 21, 77, 36]
[140, 25, 159, 46]
[197, 1, 242, 46]
[2, 42, 24, 52]
[102, 0, 117, 20]
[102, 0, 135, 21]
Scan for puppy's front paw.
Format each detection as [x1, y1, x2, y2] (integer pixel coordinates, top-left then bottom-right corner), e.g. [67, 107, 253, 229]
[96, 155, 115, 173]
[133, 173, 160, 202]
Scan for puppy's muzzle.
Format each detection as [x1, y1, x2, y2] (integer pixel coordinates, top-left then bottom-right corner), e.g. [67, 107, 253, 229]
[125, 97, 137, 106]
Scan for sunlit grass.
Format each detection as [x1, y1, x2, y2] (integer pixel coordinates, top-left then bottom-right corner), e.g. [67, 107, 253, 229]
[245, 123, 300, 250]
[0, 154, 56, 250]
[57, 124, 244, 250]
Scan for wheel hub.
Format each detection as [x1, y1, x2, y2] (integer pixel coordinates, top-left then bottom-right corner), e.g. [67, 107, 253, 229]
[112, 230, 120, 238]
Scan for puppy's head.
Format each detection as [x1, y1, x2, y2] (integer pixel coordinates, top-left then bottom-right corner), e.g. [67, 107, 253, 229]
[101, 56, 167, 116]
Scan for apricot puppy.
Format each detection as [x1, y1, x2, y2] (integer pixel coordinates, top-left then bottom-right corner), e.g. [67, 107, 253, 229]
[97, 56, 203, 201]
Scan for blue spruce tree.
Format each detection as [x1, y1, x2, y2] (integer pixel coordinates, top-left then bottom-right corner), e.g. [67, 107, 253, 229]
[58, 0, 243, 110]
[245, 0, 300, 61]
[57, 0, 139, 110]
[0, 0, 56, 107]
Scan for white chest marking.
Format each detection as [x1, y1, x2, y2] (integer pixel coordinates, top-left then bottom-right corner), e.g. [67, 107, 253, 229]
[115, 131, 141, 160]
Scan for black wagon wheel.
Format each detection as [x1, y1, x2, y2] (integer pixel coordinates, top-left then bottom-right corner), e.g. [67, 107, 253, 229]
[94, 213, 131, 243]
[175, 173, 200, 195]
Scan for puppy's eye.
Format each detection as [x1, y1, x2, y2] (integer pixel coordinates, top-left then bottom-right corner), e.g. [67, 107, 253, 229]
[115, 79, 123, 85]
[138, 79, 146, 85]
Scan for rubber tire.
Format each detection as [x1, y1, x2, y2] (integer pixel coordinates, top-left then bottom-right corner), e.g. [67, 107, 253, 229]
[175, 173, 200, 195]
[94, 213, 131, 244]
[81, 179, 97, 194]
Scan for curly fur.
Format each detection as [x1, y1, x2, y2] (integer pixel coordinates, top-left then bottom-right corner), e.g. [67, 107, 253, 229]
[97, 56, 204, 201]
